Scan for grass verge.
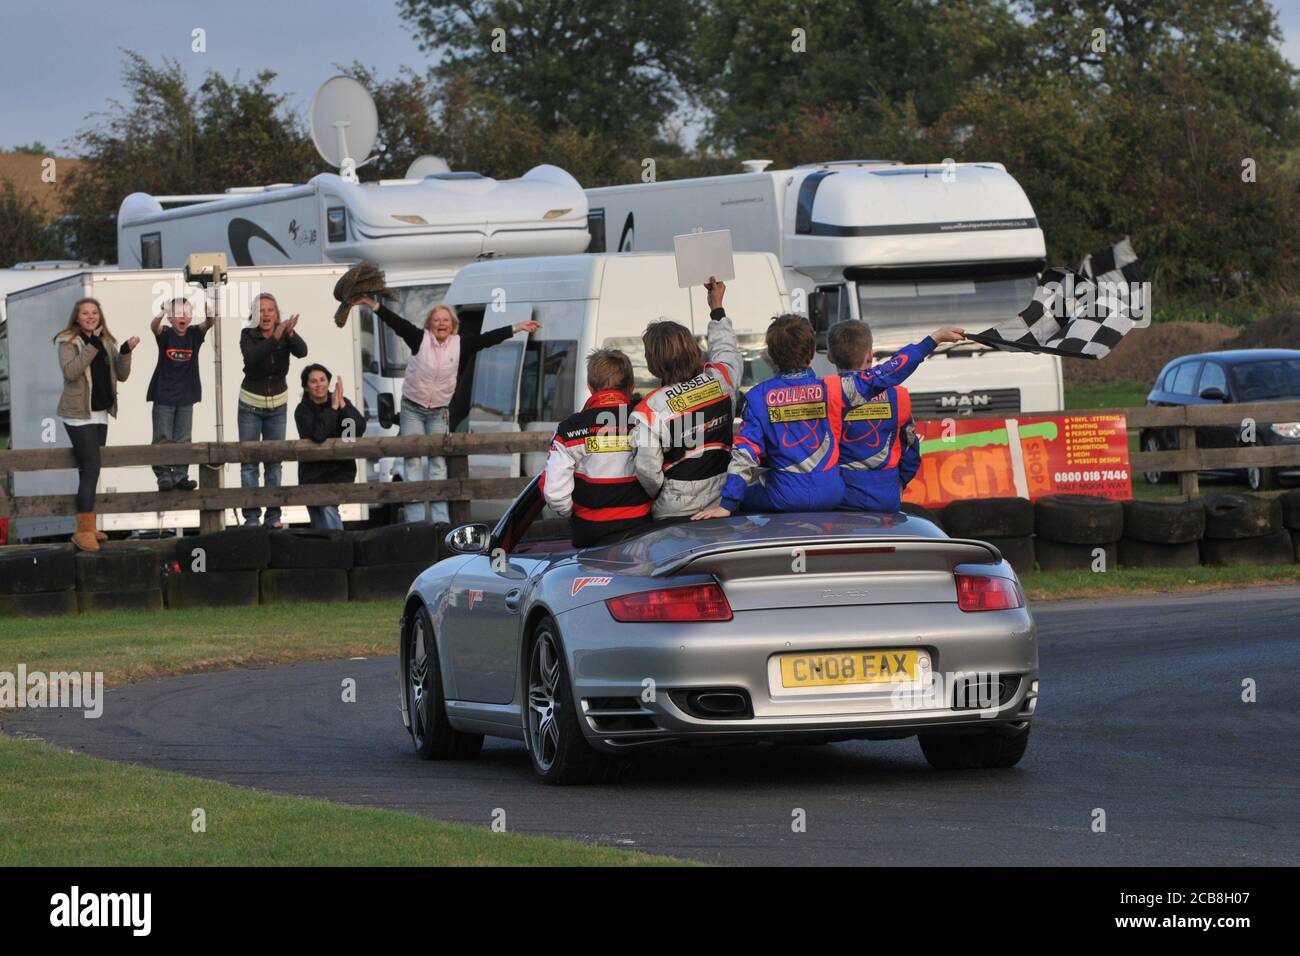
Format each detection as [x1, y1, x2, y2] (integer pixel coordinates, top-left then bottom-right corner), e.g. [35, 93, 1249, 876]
[0, 735, 677, 866]
[1021, 563, 1300, 601]
[0, 600, 404, 686]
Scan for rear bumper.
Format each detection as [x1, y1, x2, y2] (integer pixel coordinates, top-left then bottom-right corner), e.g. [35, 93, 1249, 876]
[554, 601, 1038, 753]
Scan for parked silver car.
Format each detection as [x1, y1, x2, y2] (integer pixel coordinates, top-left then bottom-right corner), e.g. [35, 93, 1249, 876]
[398, 477, 1039, 784]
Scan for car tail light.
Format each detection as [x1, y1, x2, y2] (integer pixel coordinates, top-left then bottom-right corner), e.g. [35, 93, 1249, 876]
[955, 573, 1024, 612]
[606, 583, 733, 622]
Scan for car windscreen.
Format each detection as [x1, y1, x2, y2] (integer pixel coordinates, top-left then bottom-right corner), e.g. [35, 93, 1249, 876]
[1230, 359, 1300, 402]
[856, 275, 1039, 329]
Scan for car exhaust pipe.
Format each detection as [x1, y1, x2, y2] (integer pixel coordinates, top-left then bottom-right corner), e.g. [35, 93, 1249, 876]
[687, 691, 750, 718]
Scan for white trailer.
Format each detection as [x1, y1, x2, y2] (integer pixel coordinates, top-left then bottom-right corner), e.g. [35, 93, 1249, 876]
[1, 262, 94, 431]
[586, 160, 1064, 418]
[441, 251, 790, 514]
[116, 165, 591, 478]
[6, 264, 362, 540]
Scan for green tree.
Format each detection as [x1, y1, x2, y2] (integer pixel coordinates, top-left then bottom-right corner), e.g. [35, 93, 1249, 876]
[64, 52, 316, 263]
[396, 0, 702, 143]
[0, 179, 60, 266]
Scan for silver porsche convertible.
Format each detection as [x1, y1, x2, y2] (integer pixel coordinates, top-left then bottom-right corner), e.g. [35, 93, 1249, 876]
[397, 477, 1039, 784]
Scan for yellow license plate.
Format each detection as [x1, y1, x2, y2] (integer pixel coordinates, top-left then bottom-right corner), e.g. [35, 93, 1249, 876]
[779, 650, 920, 688]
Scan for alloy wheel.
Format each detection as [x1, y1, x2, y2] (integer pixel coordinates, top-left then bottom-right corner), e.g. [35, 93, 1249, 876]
[526, 630, 562, 772]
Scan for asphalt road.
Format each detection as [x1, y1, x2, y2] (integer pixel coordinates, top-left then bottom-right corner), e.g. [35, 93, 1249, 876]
[5, 586, 1298, 865]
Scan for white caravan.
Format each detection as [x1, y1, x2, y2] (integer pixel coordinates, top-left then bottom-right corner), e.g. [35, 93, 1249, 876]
[115, 165, 590, 477]
[441, 251, 790, 504]
[6, 264, 361, 540]
[586, 160, 1063, 417]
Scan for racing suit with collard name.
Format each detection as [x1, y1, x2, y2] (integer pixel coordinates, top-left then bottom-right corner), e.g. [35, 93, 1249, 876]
[719, 337, 936, 513]
[631, 307, 744, 519]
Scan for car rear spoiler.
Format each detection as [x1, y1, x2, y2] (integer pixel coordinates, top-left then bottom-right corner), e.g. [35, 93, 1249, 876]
[651, 535, 1004, 578]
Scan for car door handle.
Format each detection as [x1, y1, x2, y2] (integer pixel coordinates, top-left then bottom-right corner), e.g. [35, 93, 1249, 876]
[504, 589, 523, 613]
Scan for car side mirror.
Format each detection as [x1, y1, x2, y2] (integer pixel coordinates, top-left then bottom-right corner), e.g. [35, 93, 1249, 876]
[1199, 387, 1226, 402]
[446, 523, 491, 555]
[377, 392, 396, 429]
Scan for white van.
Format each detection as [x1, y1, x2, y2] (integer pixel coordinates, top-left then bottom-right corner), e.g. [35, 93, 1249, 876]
[6, 264, 362, 540]
[441, 251, 791, 491]
[586, 160, 1064, 417]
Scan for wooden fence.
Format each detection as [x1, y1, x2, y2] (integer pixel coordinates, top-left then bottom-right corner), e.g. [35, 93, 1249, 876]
[0, 431, 553, 531]
[1, 401, 1298, 530]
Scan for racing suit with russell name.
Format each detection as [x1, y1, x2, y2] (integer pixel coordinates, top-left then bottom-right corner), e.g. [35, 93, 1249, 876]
[631, 307, 744, 519]
[719, 337, 936, 514]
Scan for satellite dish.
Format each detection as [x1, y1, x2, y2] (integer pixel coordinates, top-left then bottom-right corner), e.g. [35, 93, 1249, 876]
[310, 76, 379, 183]
[405, 155, 452, 179]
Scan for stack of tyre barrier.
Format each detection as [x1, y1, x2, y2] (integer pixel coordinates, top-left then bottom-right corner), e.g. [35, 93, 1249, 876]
[940, 498, 1035, 573]
[165, 527, 268, 608]
[0, 545, 78, 616]
[349, 522, 448, 601]
[260, 530, 354, 605]
[1032, 494, 1124, 571]
[75, 547, 164, 612]
[1286, 491, 1300, 562]
[1199, 493, 1292, 566]
[1118, 499, 1205, 568]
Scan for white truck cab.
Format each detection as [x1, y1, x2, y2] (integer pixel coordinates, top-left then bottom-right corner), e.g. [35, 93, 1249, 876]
[586, 160, 1063, 417]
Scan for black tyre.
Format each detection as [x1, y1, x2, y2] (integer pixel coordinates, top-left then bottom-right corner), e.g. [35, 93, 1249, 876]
[75, 548, 163, 593]
[164, 571, 260, 609]
[1201, 493, 1282, 540]
[1117, 537, 1200, 569]
[268, 530, 354, 570]
[919, 724, 1031, 770]
[1120, 499, 1205, 545]
[0, 545, 76, 594]
[1140, 432, 1169, 485]
[1280, 489, 1300, 531]
[899, 502, 945, 532]
[1035, 538, 1117, 572]
[353, 522, 447, 567]
[405, 605, 483, 760]
[1033, 494, 1124, 545]
[0, 590, 79, 617]
[260, 568, 349, 605]
[176, 527, 271, 572]
[1246, 466, 1279, 492]
[522, 616, 625, 785]
[1291, 530, 1300, 563]
[942, 497, 1033, 539]
[348, 562, 430, 602]
[77, 589, 164, 613]
[1200, 531, 1293, 567]
[984, 535, 1035, 573]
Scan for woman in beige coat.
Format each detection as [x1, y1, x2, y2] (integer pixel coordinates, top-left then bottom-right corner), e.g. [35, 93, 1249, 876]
[54, 298, 138, 550]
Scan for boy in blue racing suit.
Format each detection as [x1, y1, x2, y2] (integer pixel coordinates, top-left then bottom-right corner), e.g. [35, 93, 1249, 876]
[693, 315, 963, 519]
[826, 320, 941, 512]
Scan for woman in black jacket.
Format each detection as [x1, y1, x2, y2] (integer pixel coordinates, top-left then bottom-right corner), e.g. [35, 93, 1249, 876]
[238, 293, 308, 528]
[349, 296, 538, 524]
[294, 363, 366, 530]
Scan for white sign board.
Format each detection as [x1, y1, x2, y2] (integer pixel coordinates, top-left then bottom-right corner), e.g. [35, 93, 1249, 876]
[673, 229, 735, 289]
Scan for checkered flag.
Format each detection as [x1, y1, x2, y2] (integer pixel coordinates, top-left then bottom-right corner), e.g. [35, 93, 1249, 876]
[967, 239, 1144, 360]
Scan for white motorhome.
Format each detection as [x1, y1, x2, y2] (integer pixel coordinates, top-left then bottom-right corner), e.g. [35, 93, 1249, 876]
[586, 160, 1063, 418]
[6, 264, 362, 540]
[441, 251, 790, 501]
[115, 165, 590, 476]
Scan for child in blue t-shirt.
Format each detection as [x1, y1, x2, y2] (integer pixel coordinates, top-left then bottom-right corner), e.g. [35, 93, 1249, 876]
[146, 298, 214, 491]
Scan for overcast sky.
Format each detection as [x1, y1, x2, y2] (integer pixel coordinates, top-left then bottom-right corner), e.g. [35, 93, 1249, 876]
[3, 0, 1300, 154]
